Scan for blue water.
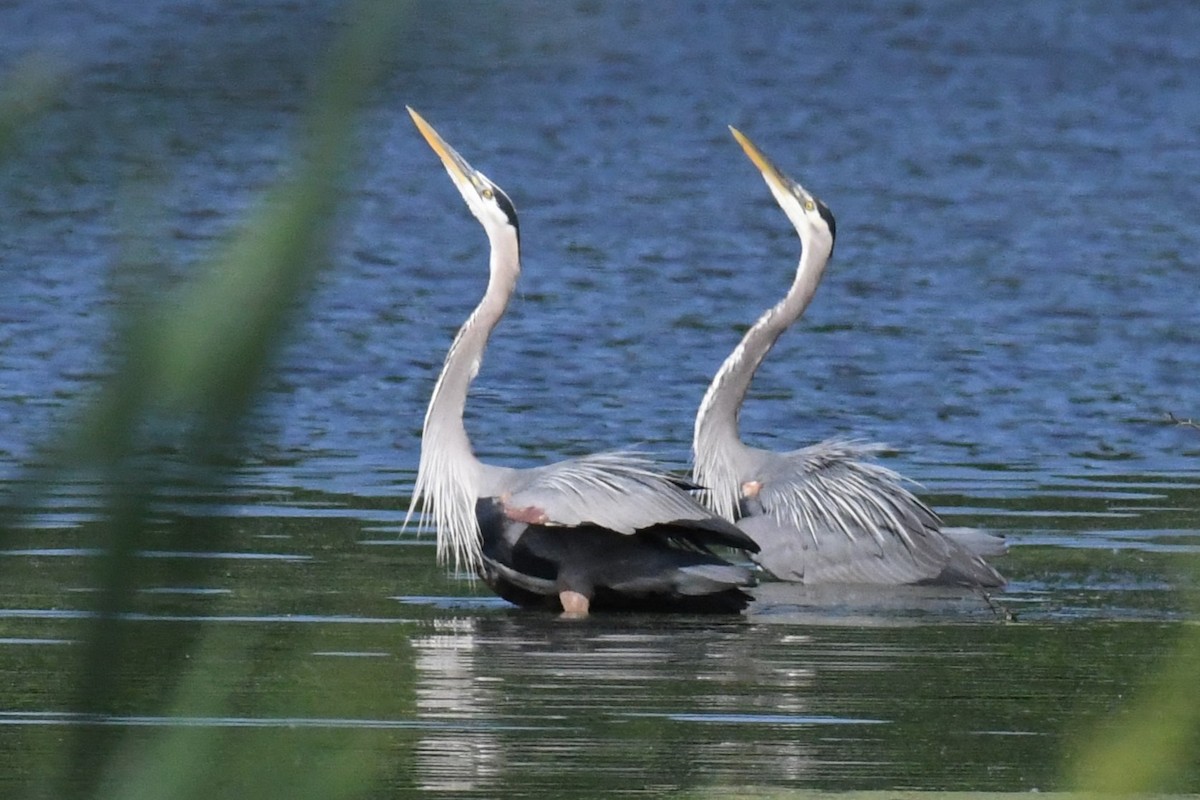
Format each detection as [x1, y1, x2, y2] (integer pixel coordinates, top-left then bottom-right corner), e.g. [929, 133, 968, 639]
[2, 1, 1200, 795]
[2, 0, 1199, 490]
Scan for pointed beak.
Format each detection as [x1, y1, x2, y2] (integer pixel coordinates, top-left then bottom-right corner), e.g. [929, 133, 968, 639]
[729, 125, 805, 199]
[408, 106, 477, 190]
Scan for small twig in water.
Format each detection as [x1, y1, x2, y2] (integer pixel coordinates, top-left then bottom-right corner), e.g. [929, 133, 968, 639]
[1164, 411, 1200, 432]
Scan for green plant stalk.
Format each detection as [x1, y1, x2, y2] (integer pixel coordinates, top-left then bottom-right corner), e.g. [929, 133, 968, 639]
[0, 1, 410, 797]
[1068, 619, 1200, 793]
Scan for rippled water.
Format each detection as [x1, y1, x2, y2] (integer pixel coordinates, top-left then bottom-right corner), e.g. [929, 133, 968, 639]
[2, 0, 1199, 796]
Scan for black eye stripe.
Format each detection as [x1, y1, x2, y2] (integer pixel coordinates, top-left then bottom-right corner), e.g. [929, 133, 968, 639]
[816, 199, 836, 257]
[490, 185, 521, 241]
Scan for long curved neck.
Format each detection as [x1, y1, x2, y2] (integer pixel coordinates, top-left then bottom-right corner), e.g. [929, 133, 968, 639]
[410, 226, 520, 572]
[693, 241, 829, 520]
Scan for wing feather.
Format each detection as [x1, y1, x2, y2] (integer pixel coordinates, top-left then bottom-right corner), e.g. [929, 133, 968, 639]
[745, 439, 1005, 587]
[502, 451, 755, 551]
[756, 440, 938, 549]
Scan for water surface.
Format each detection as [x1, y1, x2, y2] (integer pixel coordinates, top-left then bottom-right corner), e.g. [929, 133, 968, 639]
[1, 0, 1199, 796]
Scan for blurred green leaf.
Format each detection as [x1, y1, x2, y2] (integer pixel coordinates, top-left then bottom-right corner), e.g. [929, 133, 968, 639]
[0, 2, 409, 798]
[93, 629, 382, 800]
[0, 53, 68, 158]
[1067, 605, 1200, 794]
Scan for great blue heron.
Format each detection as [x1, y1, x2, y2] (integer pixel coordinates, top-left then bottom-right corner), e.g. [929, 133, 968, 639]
[692, 126, 1005, 587]
[405, 108, 760, 616]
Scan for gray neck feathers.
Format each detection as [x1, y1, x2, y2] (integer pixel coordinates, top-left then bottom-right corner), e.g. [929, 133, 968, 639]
[411, 225, 520, 572]
[693, 243, 829, 520]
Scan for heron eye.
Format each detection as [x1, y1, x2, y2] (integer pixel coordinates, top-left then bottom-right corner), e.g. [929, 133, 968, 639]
[482, 187, 494, 200]
[804, 199, 815, 212]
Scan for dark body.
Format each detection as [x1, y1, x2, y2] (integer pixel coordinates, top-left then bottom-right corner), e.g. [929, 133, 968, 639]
[476, 498, 759, 613]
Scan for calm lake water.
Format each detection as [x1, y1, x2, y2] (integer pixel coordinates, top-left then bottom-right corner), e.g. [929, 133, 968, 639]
[2, 0, 1199, 796]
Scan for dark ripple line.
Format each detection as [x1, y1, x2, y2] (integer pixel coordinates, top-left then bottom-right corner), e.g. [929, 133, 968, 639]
[0, 710, 556, 732]
[0, 609, 410, 624]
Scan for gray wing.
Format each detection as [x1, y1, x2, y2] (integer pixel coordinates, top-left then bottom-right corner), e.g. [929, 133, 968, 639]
[742, 513, 1002, 586]
[745, 440, 1004, 587]
[943, 526, 1008, 558]
[499, 451, 756, 551]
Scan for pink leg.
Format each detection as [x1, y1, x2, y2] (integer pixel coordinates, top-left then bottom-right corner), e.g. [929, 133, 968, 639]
[559, 589, 590, 618]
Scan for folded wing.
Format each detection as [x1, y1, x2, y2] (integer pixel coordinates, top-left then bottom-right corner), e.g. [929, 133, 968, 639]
[501, 451, 759, 553]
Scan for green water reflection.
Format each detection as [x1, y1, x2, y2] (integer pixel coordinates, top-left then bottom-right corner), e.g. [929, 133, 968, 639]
[1, 470, 1197, 797]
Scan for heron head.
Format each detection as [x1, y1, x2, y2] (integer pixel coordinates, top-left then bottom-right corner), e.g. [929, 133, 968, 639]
[408, 107, 520, 242]
[729, 126, 836, 260]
